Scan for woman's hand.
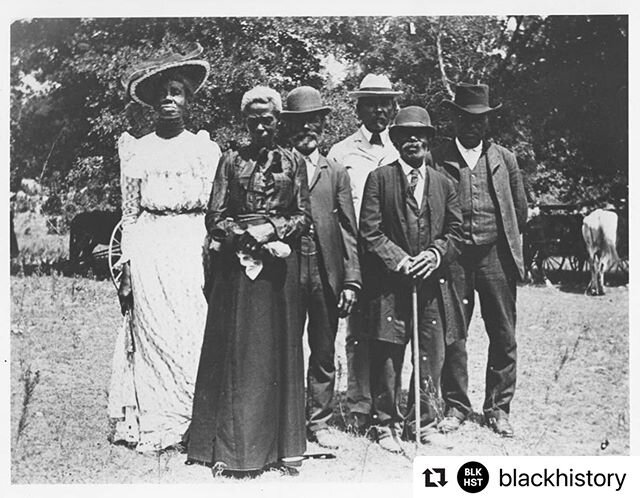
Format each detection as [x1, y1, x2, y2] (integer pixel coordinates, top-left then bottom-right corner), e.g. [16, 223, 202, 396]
[246, 223, 276, 244]
[118, 262, 133, 315]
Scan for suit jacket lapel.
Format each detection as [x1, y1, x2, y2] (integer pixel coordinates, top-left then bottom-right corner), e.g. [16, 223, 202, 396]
[391, 162, 411, 250]
[308, 156, 326, 192]
[485, 142, 502, 175]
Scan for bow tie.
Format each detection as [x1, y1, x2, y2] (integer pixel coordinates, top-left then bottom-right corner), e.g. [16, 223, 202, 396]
[370, 132, 383, 146]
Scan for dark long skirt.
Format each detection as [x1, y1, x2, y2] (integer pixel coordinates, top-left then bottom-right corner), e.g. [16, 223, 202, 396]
[187, 249, 306, 471]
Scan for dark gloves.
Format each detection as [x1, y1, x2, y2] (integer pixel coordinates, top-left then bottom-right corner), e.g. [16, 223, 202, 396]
[118, 262, 133, 315]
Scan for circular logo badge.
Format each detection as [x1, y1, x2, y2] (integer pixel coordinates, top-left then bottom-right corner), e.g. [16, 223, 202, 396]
[457, 461, 489, 493]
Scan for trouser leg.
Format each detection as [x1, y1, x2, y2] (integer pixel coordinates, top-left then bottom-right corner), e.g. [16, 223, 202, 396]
[345, 310, 372, 415]
[475, 242, 518, 417]
[305, 254, 339, 432]
[369, 340, 404, 428]
[440, 256, 474, 416]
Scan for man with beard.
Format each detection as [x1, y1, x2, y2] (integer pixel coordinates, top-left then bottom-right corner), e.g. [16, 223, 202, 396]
[327, 74, 401, 433]
[359, 106, 463, 452]
[282, 86, 361, 449]
[432, 83, 528, 438]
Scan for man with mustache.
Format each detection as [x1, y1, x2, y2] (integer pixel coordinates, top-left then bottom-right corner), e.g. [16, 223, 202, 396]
[282, 86, 361, 449]
[327, 74, 401, 433]
[359, 106, 463, 452]
[432, 83, 528, 438]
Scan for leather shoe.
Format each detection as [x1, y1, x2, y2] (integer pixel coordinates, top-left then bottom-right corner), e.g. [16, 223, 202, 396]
[437, 414, 465, 434]
[376, 427, 403, 454]
[486, 413, 514, 438]
[346, 412, 370, 435]
[310, 428, 340, 449]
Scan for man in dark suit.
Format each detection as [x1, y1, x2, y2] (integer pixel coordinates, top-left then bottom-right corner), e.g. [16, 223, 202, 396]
[282, 86, 362, 449]
[432, 83, 528, 437]
[359, 106, 464, 452]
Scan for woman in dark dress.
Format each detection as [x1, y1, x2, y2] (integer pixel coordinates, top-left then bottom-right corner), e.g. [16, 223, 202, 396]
[187, 86, 311, 475]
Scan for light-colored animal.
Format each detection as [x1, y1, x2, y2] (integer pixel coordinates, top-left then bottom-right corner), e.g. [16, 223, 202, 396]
[582, 209, 619, 295]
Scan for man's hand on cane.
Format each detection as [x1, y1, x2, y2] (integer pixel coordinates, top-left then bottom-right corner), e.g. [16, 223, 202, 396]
[408, 250, 439, 280]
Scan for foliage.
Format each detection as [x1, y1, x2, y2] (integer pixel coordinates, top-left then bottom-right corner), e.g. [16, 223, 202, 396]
[10, 16, 628, 219]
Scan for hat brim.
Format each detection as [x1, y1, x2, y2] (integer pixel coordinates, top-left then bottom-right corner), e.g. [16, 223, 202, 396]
[128, 60, 210, 107]
[442, 100, 502, 114]
[349, 90, 403, 99]
[389, 123, 436, 138]
[280, 106, 332, 116]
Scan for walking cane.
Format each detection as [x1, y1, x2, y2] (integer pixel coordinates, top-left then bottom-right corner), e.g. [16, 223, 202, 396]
[412, 280, 421, 447]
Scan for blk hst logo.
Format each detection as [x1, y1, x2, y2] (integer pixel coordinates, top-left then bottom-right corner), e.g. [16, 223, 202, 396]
[457, 461, 489, 493]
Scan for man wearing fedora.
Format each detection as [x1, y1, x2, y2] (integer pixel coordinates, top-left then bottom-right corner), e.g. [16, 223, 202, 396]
[327, 74, 401, 432]
[432, 83, 528, 438]
[359, 106, 463, 452]
[282, 86, 361, 449]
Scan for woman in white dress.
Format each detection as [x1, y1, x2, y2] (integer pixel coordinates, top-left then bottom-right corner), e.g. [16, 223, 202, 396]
[108, 45, 221, 453]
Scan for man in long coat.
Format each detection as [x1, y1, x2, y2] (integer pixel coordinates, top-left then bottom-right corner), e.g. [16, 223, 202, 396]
[431, 83, 528, 437]
[327, 74, 401, 432]
[359, 106, 464, 452]
[282, 86, 361, 449]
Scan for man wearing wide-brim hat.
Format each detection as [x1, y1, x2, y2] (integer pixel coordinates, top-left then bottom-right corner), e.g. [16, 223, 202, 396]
[431, 83, 528, 438]
[281, 86, 361, 450]
[359, 106, 464, 452]
[327, 73, 402, 433]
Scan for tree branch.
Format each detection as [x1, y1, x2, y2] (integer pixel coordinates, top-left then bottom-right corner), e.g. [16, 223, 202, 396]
[39, 127, 64, 183]
[436, 22, 454, 98]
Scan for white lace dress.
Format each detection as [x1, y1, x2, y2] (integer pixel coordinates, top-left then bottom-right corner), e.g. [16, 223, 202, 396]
[108, 130, 220, 452]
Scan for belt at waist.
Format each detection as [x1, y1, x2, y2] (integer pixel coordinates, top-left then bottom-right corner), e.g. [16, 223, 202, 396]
[142, 207, 205, 216]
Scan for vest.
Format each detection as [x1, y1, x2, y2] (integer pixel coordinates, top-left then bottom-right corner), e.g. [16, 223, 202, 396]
[458, 152, 498, 245]
[405, 173, 431, 256]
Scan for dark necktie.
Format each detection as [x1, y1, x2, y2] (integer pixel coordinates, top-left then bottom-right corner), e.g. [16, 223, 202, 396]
[408, 168, 420, 197]
[370, 132, 382, 146]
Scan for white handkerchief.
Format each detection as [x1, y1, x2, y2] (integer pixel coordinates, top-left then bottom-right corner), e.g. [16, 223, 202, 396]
[237, 252, 263, 280]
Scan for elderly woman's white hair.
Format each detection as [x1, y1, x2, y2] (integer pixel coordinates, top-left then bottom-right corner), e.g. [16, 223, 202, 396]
[240, 86, 282, 114]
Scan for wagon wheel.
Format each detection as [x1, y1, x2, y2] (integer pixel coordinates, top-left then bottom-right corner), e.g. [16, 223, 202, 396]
[542, 256, 563, 272]
[108, 219, 124, 290]
[617, 258, 629, 274]
[568, 255, 586, 272]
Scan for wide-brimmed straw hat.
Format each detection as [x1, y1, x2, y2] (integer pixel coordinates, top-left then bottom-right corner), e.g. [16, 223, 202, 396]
[281, 86, 332, 116]
[389, 106, 436, 139]
[348, 73, 403, 99]
[122, 43, 210, 106]
[442, 83, 502, 114]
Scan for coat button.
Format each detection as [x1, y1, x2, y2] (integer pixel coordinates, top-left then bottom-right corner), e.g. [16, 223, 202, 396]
[439, 278, 445, 284]
[387, 316, 392, 322]
[462, 298, 469, 305]
[422, 356, 427, 361]
[432, 320, 437, 325]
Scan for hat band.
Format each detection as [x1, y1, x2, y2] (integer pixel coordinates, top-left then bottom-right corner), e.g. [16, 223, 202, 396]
[359, 86, 396, 92]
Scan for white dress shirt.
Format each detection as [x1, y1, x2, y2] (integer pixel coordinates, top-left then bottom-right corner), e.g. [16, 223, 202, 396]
[359, 125, 392, 148]
[398, 158, 425, 208]
[455, 137, 483, 170]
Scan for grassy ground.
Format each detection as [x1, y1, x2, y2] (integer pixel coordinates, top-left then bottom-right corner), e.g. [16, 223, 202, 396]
[10, 275, 629, 484]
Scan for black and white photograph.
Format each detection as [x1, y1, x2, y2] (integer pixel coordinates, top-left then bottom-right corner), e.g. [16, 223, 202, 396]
[4, 1, 634, 493]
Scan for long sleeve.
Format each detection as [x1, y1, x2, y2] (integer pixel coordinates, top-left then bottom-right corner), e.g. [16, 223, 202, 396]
[118, 133, 142, 265]
[429, 177, 464, 266]
[359, 170, 409, 272]
[335, 164, 361, 288]
[504, 149, 528, 233]
[205, 151, 241, 241]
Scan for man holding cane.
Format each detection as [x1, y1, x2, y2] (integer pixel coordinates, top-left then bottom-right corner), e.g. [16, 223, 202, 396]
[359, 106, 464, 453]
